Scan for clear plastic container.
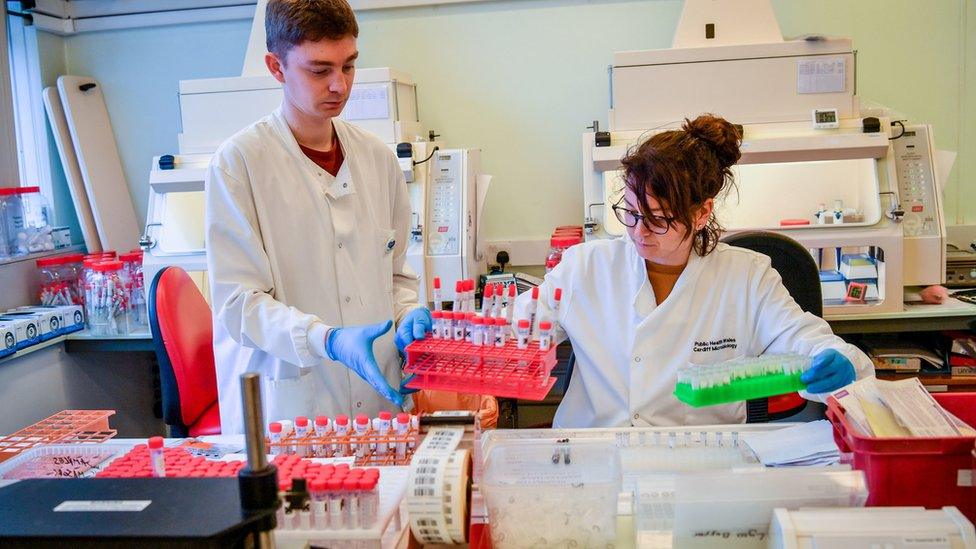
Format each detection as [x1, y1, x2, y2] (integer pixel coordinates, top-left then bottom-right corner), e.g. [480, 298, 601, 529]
[86, 260, 127, 336]
[35, 253, 85, 306]
[3, 187, 54, 255]
[0, 187, 23, 258]
[545, 235, 582, 273]
[482, 440, 621, 547]
[120, 251, 147, 332]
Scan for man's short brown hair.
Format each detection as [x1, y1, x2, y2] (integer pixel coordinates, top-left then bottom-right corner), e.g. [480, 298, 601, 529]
[266, 0, 359, 61]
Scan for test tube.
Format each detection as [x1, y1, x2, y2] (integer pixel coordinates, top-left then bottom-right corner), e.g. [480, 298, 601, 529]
[432, 277, 442, 311]
[528, 287, 540, 333]
[148, 436, 166, 477]
[327, 478, 344, 529]
[409, 415, 419, 449]
[494, 317, 507, 347]
[516, 319, 531, 349]
[454, 280, 464, 311]
[279, 419, 295, 454]
[483, 316, 496, 348]
[334, 415, 350, 456]
[269, 421, 283, 456]
[506, 283, 517, 324]
[314, 416, 330, 457]
[441, 311, 453, 339]
[393, 412, 410, 459]
[482, 283, 494, 315]
[471, 316, 484, 347]
[430, 311, 441, 339]
[375, 411, 392, 455]
[359, 475, 380, 529]
[310, 479, 328, 529]
[553, 288, 562, 321]
[465, 312, 476, 343]
[343, 478, 360, 529]
[451, 311, 467, 341]
[294, 416, 310, 457]
[538, 320, 553, 351]
[353, 414, 370, 459]
[465, 279, 475, 311]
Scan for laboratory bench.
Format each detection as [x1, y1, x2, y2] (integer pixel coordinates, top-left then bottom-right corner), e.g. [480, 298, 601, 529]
[825, 297, 976, 334]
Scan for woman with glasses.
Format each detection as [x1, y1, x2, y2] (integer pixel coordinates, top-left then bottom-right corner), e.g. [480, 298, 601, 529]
[514, 114, 872, 428]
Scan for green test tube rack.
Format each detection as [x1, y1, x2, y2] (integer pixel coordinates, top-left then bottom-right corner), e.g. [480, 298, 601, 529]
[673, 354, 809, 408]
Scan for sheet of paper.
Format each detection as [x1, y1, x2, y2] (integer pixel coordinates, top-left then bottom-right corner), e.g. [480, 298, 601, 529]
[341, 84, 390, 121]
[740, 420, 839, 467]
[797, 56, 846, 94]
[876, 378, 961, 437]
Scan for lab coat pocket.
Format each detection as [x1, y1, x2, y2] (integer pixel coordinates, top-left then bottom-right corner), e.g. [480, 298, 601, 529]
[265, 368, 315, 422]
[375, 228, 396, 294]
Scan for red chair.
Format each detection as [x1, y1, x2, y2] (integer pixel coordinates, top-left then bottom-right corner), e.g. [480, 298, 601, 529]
[148, 266, 221, 436]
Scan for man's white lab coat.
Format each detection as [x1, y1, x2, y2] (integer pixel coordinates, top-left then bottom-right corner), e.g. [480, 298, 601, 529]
[515, 238, 873, 428]
[206, 109, 419, 434]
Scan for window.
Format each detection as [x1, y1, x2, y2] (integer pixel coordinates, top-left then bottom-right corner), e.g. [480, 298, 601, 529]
[0, 4, 20, 187]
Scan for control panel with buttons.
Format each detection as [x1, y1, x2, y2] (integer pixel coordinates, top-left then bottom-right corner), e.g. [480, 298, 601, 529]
[891, 126, 939, 238]
[426, 152, 463, 257]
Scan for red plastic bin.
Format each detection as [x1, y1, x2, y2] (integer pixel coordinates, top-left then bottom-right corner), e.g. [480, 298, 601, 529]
[404, 336, 558, 400]
[826, 392, 976, 521]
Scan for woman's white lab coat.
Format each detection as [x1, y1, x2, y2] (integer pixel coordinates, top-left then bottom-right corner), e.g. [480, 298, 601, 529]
[206, 109, 419, 434]
[516, 238, 873, 429]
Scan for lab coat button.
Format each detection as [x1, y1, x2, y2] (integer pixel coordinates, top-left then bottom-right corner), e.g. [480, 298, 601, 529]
[345, 296, 351, 303]
[634, 356, 642, 363]
[356, 401, 362, 408]
[633, 413, 640, 420]
[338, 242, 343, 249]
[343, 183, 348, 188]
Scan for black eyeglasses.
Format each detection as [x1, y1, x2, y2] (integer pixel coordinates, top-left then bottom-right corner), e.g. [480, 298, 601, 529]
[612, 198, 675, 235]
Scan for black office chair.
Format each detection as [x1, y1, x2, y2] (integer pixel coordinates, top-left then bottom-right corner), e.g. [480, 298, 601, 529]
[722, 230, 823, 422]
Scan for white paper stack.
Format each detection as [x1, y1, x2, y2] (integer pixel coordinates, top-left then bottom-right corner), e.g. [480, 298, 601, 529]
[740, 420, 840, 467]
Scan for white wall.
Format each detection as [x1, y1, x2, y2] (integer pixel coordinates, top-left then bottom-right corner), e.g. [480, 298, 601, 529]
[39, 0, 976, 253]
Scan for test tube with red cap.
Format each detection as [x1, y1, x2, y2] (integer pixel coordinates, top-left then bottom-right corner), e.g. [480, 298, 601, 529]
[342, 478, 361, 529]
[353, 414, 370, 458]
[269, 421, 283, 456]
[553, 288, 563, 319]
[294, 416, 310, 457]
[358, 475, 380, 528]
[538, 320, 553, 351]
[454, 280, 464, 311]
[528, 287, 540, 334]
[482, 283, 494, 315]
[334, 415, 350, 456]
[506, 283, 517, 324]
[516, 319, 531, 349]
[465, 312, 476, 343]
[432, 277, 443, 311]
[314, 416, 330, 457]
[375, 411, 392, 455]
[394, 412, 410, 458]
[494, 317, 507, 347]
[430, 311, 442, 339]
[483, 316, 495, 347]
[148, 436, 165, 477]
[310, 478, 328, 529]
[327, 478, 344, 528]
[466, 279, 476, 311]
[471, 316, 485, 347]
[452, 311, 465, 342]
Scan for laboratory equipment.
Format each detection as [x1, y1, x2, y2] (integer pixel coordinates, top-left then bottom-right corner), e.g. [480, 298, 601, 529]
[827, 391, 976, 521]
[769, 507, 976, 549]
[482, 439, 622, 548]
[0, 410, 116, 463]
[1, 187, 55, 256]
[84, 260, 127, 336]
[10, 305, 84, 336]
[674, 354, 811, 407]
[266, 414, 420, 466]
[581, 0, 946, 316]
[120, 250, 148, 332]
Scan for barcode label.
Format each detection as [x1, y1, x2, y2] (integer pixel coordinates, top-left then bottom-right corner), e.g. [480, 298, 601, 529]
[414, 487, 435, 497]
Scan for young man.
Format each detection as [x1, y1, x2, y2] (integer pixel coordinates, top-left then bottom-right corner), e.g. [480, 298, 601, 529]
[206, 0, 431, 434]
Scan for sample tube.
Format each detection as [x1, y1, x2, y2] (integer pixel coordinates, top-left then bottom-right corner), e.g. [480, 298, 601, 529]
[516, 319, 531, 349]
[483, 316, 495, 348]
[343, 478, 360, 529]
[454, 280, 464, 312]
[432, 277, 443, 311]
[148, 436, 166, 477]
[506, 283, 517, 324]
[528, 287, 539, 334]
[269, 421, 283, 456]
[482, 283, 494, 315]
[394, 412, 410, 459]
[375, 411, 392, 455]
[353, 414, 370, 459]
[310, 479, 328, 529]
[359, 475, 380, 529]
[327, 478, 344, 529]
[313, 416, 330, 457]
[294, 416, 310, 457]
[465, 312, 476, 343]
[471, 316, 485, 347]
[494, 317, 507, 347]
[538, 320, 553, 351]
[334, 415, 350, 456]
[430, 311, 441, 339]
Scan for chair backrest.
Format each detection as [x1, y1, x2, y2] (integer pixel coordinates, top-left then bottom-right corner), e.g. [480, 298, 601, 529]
[148, 266, 218, 434]
[722, 230, 823, 317]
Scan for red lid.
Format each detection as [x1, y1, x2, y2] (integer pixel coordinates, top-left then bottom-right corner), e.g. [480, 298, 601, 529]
[295, 416, 309, 427]
[82, 258, 101, 268]
[269, 422, 282, 433]
[495, 317, 508, 326]
[358, 477, 378, 490]
[484, 284, 494, 297]
[36, 255, 69, 267]
[314, 416, 329, 426]
[335, 463, 350, 471]
[148, 436, 164, 449]
[355, 414, 369, 425]
[465, 312, 475, 320]
[396, 412, 410, 424]
[465, 279, 474, 291]
[379, 411, 392, 421]
[455, 280, 464, 292]
[17, 186, 41, 194]
[554, 288, 563, 301]
[335, 415, 349, 426]
[93, 260, 123, 272]
[309, 479, 326, 492]
[779, 218, 811, 226]
[342, 479, 359, 491]
[453, 312, 464, 320]
[433, 277, 441, 289]
[62, 253, 84, 263]
[539, 321, 553, 330]
[431, 311, 441, 319]
[96, 250, 117, 258]
[119, 252, 142, 262]
[279, 479, 293, 491]
[555, 225, 584, 233]
[550, 236, 580, 247]
[518, 319, 530, 329]
[508, 284, 516, 296]
[365, 468, 380, 478]
[0, 187, 21, 196]
[348, 468, 365, 478]
[546, 258, 559, 269]
[472, 316, 484, 325]
[531, 287, 539, 299]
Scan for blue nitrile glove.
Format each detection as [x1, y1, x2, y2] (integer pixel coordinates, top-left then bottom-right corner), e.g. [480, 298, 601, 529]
[801, 349, 857, 394]
[394, 307, 432, 354]
[326, 320, 403, 407]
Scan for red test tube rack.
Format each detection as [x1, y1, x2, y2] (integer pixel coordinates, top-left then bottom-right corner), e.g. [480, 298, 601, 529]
[403, 336, 558, 400]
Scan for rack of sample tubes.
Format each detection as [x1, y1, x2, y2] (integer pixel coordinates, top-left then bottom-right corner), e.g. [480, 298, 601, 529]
[673, 353, 811, 407]
[267, 413, 421, 467]
[405, 281, 562, 400]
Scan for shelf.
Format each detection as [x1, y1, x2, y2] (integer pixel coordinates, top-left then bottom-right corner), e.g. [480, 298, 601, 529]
[876, 372, 976, 392]
[0, 245, 85, 269]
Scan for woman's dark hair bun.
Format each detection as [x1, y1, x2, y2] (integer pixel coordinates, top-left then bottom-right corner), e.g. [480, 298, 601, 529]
[683, 114, 742, 169]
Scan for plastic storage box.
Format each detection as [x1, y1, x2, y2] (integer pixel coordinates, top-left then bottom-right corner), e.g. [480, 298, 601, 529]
[481, 439, 621, 548]
[827, 392, 976, 521]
